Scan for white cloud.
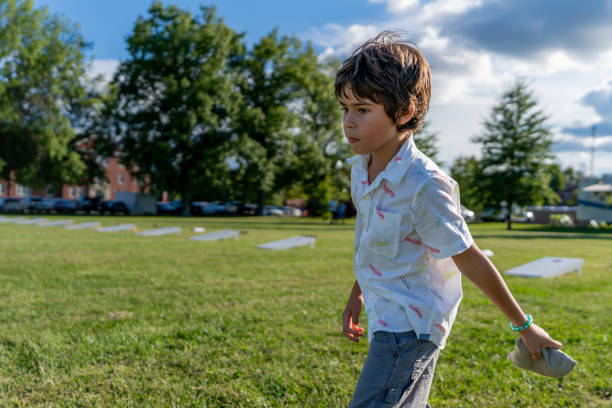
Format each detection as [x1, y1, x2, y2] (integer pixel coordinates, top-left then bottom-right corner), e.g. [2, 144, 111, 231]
[369, 0, 419, 14]
[302, 1, 612, 176]
[89, 59, 119, 85]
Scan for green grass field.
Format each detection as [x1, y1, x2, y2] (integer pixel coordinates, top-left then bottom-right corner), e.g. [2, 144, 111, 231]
[0, 215, 610, 407]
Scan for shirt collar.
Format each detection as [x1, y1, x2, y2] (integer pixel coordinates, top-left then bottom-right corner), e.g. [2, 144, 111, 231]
[347, 136, 417, 188]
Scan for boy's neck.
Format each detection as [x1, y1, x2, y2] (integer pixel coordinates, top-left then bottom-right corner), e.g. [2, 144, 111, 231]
[368, 133, 411, 182]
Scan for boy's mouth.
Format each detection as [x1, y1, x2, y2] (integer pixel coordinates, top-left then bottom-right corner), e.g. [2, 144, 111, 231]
[347, 137, 360, 144]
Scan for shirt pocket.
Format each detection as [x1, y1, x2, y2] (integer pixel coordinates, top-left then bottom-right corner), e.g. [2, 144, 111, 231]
[365, 209, 402, 259]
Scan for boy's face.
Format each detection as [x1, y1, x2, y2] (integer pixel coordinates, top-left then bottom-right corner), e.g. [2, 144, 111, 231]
[339, 87, 405, 156]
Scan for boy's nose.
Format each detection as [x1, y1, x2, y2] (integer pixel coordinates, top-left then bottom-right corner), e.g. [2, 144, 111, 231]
[344, 116, 356, 129]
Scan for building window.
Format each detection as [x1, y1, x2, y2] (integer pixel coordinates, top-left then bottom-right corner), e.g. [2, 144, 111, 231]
[0, 183, 4, 195]
[69, 187, 76, 198]
[103, 158, 110, 167]
[118, 173, 125, 184]
[77, 187, 83, 198]
[16, 184, 29, 196]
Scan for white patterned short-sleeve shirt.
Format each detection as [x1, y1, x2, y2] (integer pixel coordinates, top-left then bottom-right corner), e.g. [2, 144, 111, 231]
[348, 137, 473, 349]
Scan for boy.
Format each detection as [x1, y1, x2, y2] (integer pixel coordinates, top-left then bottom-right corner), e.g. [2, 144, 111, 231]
[337, 31, 562, 408]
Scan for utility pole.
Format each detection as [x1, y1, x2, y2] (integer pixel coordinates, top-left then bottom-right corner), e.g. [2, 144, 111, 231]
[590, 125, 596, 176]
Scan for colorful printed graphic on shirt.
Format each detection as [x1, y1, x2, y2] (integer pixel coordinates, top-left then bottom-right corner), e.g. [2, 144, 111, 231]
[378, 318, 389, 327]
[416, 184, 430, 198]
[383, 183, 395, 198]
[404, 236, 423, 245]
[408, 304, 423, 318]
[443, 270, 458, 282]
[434, 323, 447, 332]
[375, 208, 385, 219]
[369, 264, 382, 277]
[430, 288, 444, 302]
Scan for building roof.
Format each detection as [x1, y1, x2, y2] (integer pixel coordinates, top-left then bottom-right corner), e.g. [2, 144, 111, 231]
[582, 183, 612, 193]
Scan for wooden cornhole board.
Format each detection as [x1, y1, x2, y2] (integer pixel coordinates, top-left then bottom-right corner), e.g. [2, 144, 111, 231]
[65, 222, 101, 230]
[97, 224, 136, 233]
[136, 227, 181, 236]
[189, 229, 238, 242]
[39, 220, 73, 227]
[16, 218, 46, 225]
[257, 236, 316, 250]
[2, 216, 26, 223]
[505, 257, 584, 278]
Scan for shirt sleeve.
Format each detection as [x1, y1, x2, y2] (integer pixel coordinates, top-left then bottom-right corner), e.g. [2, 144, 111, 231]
[410, 176, 473, 259]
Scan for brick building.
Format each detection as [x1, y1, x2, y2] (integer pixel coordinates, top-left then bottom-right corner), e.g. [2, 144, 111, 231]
[0, 156, 148, 200]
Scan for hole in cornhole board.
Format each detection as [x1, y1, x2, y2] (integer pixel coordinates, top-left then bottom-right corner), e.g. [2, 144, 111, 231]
[39, 220, 74, 227]
[97, 224, 136, 233]
[189, 229, 239, 242]
[257, 236, 317, 250]
[504, 257, 584, 278]
[135, 227, 181, 236]
[65, 222, 101, 230]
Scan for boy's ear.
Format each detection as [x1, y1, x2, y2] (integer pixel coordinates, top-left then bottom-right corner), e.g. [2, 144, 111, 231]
[396, 102, 415, 127]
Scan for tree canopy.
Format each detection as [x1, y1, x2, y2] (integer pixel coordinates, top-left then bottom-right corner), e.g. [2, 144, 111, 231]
[0, 0, 96, 192]
[99, 2, 348, 210]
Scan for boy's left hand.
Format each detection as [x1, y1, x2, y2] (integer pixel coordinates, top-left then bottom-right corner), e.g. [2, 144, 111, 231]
[519, 323, 562, 360]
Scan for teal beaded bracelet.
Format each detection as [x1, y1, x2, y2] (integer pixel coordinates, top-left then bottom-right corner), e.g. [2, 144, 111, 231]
[510, 314, 533, 331]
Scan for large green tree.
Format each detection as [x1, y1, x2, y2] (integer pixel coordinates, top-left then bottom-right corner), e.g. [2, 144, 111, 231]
[99, 2, 243, 207]
[230, 31, 348, 212]
[0, 0, 95, 193]
[473, 80, 559, 229]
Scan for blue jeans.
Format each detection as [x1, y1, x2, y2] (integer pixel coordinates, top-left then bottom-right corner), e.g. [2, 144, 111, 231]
[349, 331, 440, 408]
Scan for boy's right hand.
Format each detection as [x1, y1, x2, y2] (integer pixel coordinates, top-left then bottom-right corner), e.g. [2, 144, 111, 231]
[343, 293, 365, 342]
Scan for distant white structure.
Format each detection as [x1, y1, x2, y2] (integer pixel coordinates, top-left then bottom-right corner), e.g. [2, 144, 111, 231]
[577, 174, 612, 223]
[189, 229, 238, 242]
[505, 257, 583, 278]
[39, 220, 73, 227]
[97, 224, 136, 232]
[65, 222, 101, 230]
[257, 236, 316, 250]
[136, 227, 181, 236]
[16, 218, 46, 225]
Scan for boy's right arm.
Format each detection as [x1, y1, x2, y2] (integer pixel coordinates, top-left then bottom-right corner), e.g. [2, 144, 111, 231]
[343, 280, 365, 342]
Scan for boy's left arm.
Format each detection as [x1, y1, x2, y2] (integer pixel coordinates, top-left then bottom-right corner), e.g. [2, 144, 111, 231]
[452, 243, 562, 360]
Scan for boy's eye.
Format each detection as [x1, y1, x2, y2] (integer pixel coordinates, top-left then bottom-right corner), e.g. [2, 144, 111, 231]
[340, 107, 348, 112]
[358, 108, 368, 113]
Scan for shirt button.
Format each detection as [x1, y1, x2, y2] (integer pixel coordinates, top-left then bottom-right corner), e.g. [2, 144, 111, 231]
[393, 352, 399, 358]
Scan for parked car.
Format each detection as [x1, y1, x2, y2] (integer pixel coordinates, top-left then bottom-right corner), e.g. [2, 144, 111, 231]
[460, 205, 475, 223]
[263, 205, 285, 216]
[97, 200, 129, 215]
[157, 200, 183, 215]
[76, 196, 101, 214]
[282, 205, 302, 217]
[53, 199, 77, 214]
[190, 201, 227, 216]
[1, 197, 27, 213]
[28, 196, 55, 213]
[481, 205, 535, 223]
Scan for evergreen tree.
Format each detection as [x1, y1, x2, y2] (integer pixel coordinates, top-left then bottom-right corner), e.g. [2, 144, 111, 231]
[473, 80, 559, 229]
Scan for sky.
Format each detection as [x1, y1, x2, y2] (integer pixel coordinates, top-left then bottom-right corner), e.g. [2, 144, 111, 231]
[35, 0, 612, 177]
